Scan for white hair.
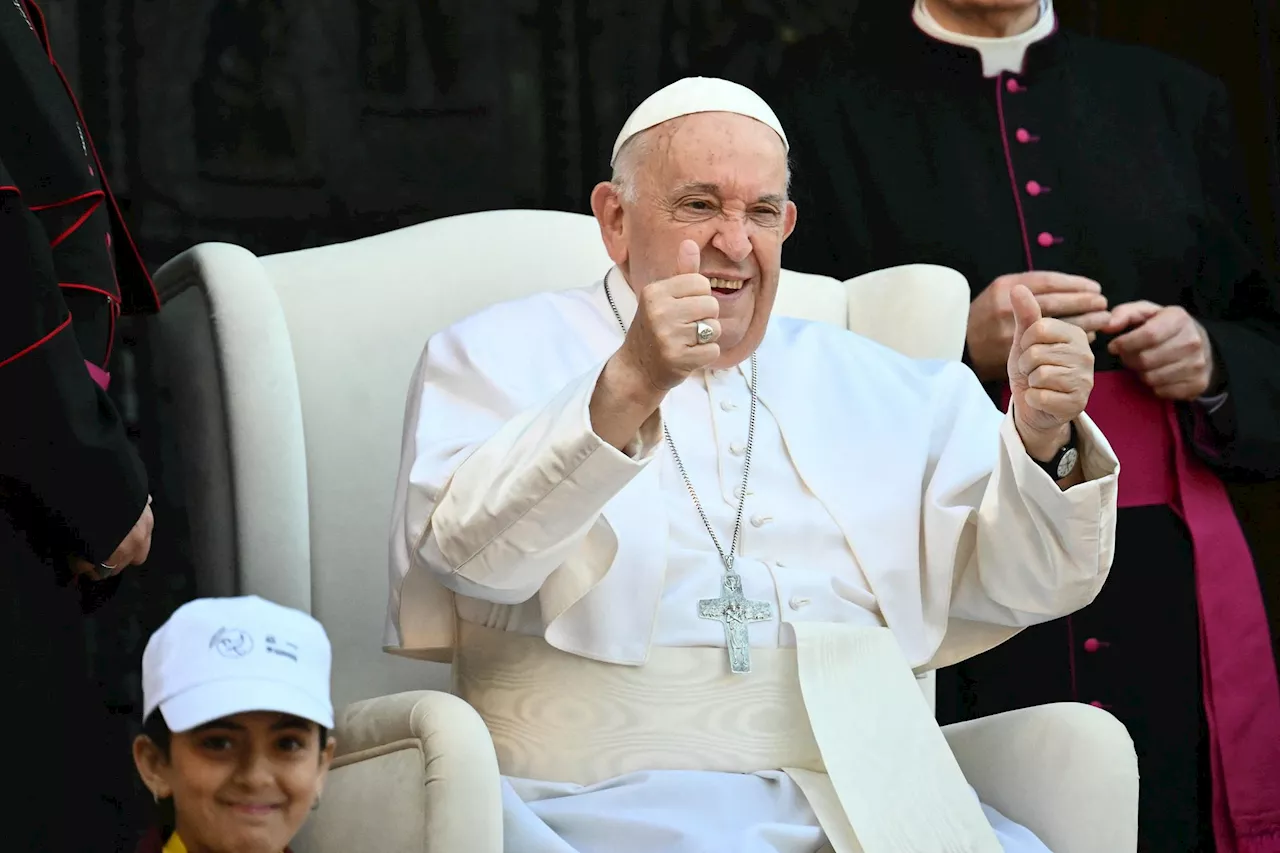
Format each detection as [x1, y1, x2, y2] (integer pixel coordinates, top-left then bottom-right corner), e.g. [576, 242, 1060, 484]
[610, 131, 654, 204]
[609, 124, 791, 205]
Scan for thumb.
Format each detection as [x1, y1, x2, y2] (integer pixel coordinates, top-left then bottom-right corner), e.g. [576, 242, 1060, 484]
[1010, 284, 1041, 342]
[676, 239, 701, 277]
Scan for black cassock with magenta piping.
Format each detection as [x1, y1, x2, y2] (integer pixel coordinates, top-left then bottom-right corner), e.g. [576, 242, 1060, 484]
[772, 16, 1280, 853]
[1, 1, 159, 850]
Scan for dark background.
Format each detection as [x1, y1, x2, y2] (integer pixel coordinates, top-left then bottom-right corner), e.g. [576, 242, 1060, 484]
[30, 0, 1278, 840]
[46, 0, 1280, 267]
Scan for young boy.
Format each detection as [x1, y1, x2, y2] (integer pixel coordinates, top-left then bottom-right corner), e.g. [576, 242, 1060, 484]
[132, 596, 337, 853]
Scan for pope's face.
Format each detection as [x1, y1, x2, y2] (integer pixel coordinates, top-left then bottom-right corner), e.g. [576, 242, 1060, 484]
[595, 112, 797, 367]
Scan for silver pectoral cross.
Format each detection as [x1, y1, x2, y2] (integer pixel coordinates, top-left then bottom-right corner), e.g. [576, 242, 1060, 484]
[698, 571, 772, 674]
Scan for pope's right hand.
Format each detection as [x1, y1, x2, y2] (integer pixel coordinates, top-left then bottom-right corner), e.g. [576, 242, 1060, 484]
[968, 271, 1110, 382]
[615, 239, 722, 392]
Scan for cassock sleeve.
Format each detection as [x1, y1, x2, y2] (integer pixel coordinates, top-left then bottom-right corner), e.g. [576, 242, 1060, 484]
[1184, 80, 1280, 478]
[925, 363, 1120, 627]
[0, 173, 149, 565]
[403, 318, 662, 605]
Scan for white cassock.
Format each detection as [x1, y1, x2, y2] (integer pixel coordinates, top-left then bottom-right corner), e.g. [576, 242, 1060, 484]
[387, 273, 1120, 853]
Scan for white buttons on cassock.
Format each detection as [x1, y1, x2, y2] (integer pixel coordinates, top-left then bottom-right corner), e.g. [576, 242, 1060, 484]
[729, 442, 746, 456]
[789, 596, 810, 611]
[720, 400, 737, 412]
[750, 514, 771, 528]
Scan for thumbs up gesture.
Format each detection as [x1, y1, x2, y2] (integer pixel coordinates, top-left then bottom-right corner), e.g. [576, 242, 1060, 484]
[592, 241, 722, 450]
[616, 239, 722, 391]
[1007, 284, 1095, 454]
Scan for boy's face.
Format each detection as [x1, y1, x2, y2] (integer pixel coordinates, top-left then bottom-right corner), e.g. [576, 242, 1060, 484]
[134, 711, 335, 853]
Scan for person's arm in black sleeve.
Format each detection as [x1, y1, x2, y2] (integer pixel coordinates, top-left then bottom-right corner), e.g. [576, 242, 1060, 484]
[1186, 80, 1280, 479]
[0, 178, 149, 566]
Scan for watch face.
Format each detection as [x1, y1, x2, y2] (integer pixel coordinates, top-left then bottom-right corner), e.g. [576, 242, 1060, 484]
[1056, 447, 1080, 479]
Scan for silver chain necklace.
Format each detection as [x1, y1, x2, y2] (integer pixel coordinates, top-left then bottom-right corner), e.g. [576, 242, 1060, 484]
[603, 270, 772, 674]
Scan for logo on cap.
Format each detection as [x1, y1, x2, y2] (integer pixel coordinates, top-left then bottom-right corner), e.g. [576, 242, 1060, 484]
[210, 628, 254, 658]
[266, 635, 299, 662]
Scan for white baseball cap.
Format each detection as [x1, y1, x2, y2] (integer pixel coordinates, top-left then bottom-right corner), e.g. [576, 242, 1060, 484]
[610, 76, 789, 166]
[142, 596, 334, 733]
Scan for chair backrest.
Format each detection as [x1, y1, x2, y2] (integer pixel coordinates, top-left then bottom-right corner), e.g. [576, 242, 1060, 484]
[150, 209, 967, 709]
[845, 264, 971, 361]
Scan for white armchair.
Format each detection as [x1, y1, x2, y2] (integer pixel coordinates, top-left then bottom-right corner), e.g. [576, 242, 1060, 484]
[148, 209, 1137, 853]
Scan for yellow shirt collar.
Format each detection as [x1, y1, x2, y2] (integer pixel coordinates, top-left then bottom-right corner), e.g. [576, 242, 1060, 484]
[164, 833, 285, 853]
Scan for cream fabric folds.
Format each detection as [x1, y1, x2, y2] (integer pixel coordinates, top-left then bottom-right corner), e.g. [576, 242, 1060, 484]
[387, 274, 1119, 672]
[454, 622, 822, 782]
[785, 623, 1000, 852]
[455, 622, 1002, 853]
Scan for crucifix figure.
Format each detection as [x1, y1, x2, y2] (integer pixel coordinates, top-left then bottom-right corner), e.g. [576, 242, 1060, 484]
[699, 572, 772, 674]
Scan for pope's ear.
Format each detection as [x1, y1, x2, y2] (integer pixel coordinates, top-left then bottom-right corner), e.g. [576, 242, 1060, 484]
[591, 181, 629, 266]
[782, 199, 798, 242]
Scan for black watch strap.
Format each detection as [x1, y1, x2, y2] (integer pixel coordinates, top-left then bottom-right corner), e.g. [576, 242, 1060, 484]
[1035, 421, 1079, 480]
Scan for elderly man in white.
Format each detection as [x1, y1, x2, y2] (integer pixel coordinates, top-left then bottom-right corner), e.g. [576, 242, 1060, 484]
[387, 77, 1119, 853]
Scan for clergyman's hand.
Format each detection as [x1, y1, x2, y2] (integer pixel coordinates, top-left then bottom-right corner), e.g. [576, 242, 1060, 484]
[1006, 285, 1094, 461]
[70, 497, 154, 582]
[968, 272, 1109, 382]
[615, 239, 721, 391]
[591, 240, 720, 450]
[1103, 301, 1219, 400]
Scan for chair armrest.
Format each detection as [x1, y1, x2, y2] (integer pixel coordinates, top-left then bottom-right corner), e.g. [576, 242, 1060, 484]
[943, 702, 1138, 853]
[294, 690, 502, 853]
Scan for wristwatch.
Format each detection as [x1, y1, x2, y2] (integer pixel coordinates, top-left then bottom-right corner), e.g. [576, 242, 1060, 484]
[1034, 422, 1079, 480]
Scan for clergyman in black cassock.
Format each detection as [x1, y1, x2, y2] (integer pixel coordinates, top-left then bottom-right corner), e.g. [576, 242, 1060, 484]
[771, 3, 1280, 851]
[1, 1, 160, 849]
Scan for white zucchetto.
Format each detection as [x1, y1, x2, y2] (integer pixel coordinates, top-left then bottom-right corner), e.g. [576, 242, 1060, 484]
[610, 77, 789, 166]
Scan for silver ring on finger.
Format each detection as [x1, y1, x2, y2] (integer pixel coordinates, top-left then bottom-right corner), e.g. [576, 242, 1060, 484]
[92, 562, 119, 581]
[694, 320, 715, 345]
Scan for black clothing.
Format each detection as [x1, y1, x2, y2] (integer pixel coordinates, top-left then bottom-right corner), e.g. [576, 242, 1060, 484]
[773, 19, 1280, 851]
[1, 2, 159, 849]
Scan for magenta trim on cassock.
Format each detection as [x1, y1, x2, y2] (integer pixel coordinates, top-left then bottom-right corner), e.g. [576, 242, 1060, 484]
[1040, 372, 1280, 851]
[84, 359, 110, 390]
[994, 74, 1035, 270]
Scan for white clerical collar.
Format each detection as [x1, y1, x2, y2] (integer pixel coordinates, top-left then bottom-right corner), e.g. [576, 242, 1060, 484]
[912, 0, 1056, 78]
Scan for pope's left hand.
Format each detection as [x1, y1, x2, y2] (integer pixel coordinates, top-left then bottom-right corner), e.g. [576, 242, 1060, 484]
[1007, 285, 1094, 455]
[1103, 301, 1218, 400]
